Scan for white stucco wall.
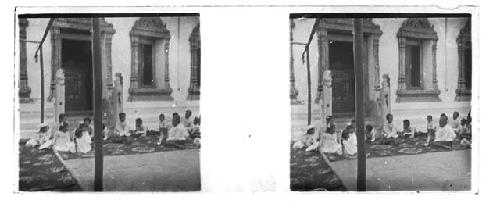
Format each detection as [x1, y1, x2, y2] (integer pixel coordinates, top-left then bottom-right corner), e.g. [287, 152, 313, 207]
[21, 17, 200, 123]
[291, 17, 472, 133]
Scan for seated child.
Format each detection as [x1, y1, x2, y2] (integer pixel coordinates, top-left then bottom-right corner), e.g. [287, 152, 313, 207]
[83, 117, 94, 138]
[432, 115, 455, 149]
[365, 124, 376, 142]
[26, 123, 52, 147]
[157, 113, 169, 145]
[383, 113, 398, 139]
[167, 113, 189, 141]
[189, 116, 201, 139]
[450, 111, 461, 135]
[114, 112, 131, 137]
[39, 116, 68, 150]
[182, 109, 194, 129]
[53, 122, 75, 152]
[425, 115, 436, 146]
[132, 118, 147, 137]
[341, 125, 357, 157]
[401, 119, 415, 138]
[74, 123, 92, 153]
[320, 117, 342, 155]
[293, 124, 318, 149]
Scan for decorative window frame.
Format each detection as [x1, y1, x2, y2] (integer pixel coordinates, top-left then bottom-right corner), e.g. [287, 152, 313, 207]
[455, 20, 471, 102]
[187, 25, 200, 100]
[396, 18, 441, 103]
[128, 17, 173, 101]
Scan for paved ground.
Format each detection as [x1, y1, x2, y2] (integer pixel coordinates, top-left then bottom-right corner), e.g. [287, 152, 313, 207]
[61, 150, 201, 191]
[323, 150, 471, 191]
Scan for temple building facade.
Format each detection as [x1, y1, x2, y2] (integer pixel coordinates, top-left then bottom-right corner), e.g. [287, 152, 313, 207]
[18, 16, 200, 132]
[290, 17, 472, 139]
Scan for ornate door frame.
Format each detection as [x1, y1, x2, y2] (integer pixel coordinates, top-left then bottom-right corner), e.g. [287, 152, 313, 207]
[316, 18, 382, 116]
[49, 18, 115, 105]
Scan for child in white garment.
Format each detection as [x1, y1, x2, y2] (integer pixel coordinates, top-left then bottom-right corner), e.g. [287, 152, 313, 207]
[450, 111, 461, 135]
[425, 115, 436, 146]
[157, 113, 169, 145]
[341, 125, 358, 157]
[74, 123, 92, 153]
[293, 125, 318, 149]
[320, 117, 342, 155]
[53, 122, 75, 152]
[26, 123, 52, 147]
[114, 112, 131, 137]
[383, 113, 398, 139]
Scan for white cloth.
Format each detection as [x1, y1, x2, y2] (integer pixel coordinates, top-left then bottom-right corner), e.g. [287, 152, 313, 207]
[383, 122, 398, 138]
[27, 131, 51, 147]
[293, 133, 315, 149]
[343, 132, 358, 155]
[182, 116, 194, 128]
[320, 133, 342, 155]
[115, 121, 131, 136]
[53, 131, 75, 152]
[435, 125, 455, 142]
[75, 131, 92, 153]
[167, 125, 189, 141]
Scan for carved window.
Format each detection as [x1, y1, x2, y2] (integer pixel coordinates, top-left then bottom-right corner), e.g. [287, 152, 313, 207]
[128, 17, 173, 101]
[396, 18, 441, 102]
[187, 25, 200, 100]
[455, 20, 472, 101]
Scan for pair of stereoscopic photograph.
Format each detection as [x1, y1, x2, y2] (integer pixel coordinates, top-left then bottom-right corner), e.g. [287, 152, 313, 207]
[15, 12, 473, 192]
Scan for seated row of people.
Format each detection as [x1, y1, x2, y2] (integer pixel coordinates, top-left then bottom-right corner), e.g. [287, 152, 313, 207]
[113, 110, 200, 145]
[293, 111, 472, 156]
[26, 109, 201, 153]
[293, 116, 358, 157]
[26, 113, 93, 153]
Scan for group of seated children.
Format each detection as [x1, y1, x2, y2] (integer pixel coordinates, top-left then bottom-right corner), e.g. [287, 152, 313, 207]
[26, 114, 95, 153]
[293, 116, 358, 158]
[113, 109, 201, 146]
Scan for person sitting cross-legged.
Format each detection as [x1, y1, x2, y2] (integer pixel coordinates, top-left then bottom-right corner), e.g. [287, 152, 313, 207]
[114, 112, 131, 137]
[320, 116, 342, 155]
[432, 115, 455, 150]
[365, 124, 376, 142]
[131, 118, 147, 137]
[166, 113, 189, 142]
[383, 113, 398, 139]
[341, 125, 357, 158]
[401, 119, 415, 139]
[74, 123, 92, 153]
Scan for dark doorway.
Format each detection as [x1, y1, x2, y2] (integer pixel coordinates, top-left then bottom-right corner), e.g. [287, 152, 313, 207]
[139, 43, 154, 87]
[329, 40, 355, 115]
[406, 45, 422, 88]
[62, 39, 93, 114]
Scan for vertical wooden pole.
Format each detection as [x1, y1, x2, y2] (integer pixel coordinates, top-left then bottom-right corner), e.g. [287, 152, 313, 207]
[92, 18, 103, 191]
[354, 18, 366, 191]
[40, 46, 44, 123]
[306, 47, 312, 125]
